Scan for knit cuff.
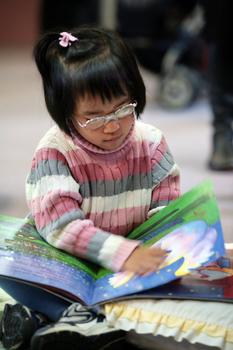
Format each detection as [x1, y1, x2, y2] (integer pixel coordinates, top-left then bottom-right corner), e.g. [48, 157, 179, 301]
[73, 225, 141, 272]
[109, 237, 142, 272]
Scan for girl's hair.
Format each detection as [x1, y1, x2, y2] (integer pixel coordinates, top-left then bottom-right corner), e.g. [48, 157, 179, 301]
[34, 25, 146, 135]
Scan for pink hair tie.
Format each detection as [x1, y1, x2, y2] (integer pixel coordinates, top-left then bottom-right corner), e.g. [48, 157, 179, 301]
[59, 32, 78, 47]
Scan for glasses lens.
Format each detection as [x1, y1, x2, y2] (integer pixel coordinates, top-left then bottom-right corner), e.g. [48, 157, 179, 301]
[116, 105, 134, 119]
[85, 117, 105, 130]
[84, 103, 136, 130]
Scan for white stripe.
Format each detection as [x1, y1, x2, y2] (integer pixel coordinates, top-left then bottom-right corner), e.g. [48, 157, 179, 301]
[135, 121, 162, 144]
[81, 188, 151, 213]
[99, 235, 126, 267]
[36, 125, 79, 153]
[169, 163, 180, 177]
[26, 175, 80, 200]
[46, 222, 74, 248]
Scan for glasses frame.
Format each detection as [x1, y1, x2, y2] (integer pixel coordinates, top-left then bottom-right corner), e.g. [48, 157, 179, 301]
[73, 101, 137, 131]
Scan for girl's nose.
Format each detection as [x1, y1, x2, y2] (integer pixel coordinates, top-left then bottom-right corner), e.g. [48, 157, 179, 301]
[103, 119, 120, 133]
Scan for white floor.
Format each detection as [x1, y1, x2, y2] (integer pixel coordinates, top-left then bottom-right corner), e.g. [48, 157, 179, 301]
[0, 47, 232, 242]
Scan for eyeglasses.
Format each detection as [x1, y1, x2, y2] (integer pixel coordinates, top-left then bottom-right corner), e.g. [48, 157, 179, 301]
[73, 101, 137, 130]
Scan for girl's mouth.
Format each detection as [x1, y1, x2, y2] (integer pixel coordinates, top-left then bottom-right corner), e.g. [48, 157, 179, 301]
[104, 135, 121, 143]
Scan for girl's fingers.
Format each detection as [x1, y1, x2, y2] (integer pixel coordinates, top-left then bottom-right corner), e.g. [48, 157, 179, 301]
[122, 247, 167, 273]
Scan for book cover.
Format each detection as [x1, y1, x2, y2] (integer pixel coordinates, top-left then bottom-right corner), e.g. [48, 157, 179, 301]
[0, 178, 227, 306]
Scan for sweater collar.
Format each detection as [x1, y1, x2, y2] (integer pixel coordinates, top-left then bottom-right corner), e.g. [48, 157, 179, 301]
[67, 118, 135, 154]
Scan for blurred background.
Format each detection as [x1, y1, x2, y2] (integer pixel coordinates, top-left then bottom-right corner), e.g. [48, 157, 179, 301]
[0, 0, 232, 242]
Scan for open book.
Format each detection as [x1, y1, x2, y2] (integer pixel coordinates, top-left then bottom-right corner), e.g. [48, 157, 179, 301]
[0, 178, 229, 307]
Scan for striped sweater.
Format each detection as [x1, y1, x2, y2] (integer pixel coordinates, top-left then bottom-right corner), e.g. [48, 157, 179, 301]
[26, 120, 181, 271]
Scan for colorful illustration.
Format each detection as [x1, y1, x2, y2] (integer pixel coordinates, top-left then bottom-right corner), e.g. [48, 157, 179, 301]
[108, 220, 218, 288]
[138, 248, 233, 302]
[0, 179, 228, 306]
[152, 220, 218, 275]
[190, 257, 233, 281]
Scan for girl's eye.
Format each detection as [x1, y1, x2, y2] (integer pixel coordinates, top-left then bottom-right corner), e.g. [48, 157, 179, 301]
[85, 117, 97, 123]
[86, 115, 100, 121]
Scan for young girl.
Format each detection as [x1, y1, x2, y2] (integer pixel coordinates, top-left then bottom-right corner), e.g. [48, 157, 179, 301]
[0, 25, 181, 350]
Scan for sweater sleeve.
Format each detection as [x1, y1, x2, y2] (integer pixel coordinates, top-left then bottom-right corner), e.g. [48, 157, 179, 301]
[26, 145, 140, 272]
[147, 132, 181, 218]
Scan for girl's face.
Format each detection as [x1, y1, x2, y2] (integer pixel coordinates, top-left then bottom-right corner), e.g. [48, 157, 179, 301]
[72, 93, 134, 150]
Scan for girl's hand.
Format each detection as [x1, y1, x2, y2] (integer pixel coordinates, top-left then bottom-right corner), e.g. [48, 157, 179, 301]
[122, 247, 167, 276]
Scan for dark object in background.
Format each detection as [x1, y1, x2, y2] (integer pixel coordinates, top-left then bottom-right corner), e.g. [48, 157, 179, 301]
[40, 0, 100, 33]
[117, 0, 204, 109]
[117, 0, 197, 72]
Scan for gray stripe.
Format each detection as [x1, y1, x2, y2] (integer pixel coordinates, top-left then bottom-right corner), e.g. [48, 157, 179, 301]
[27, 158, 152, 196]
[38, 209, 85, 240]
[27, 147, 174, 199]
[86, 230, 110, 263]
[150, 199, 171, 210]
[80, 147, 175, 198]
[27, 159, 71, 184]
[151, 147, 174, 186]
[80, 172, 152, 198]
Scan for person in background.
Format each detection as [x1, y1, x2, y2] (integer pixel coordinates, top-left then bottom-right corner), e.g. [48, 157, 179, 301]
[117, 0, 233, 170]
[200, 0, 233, 170]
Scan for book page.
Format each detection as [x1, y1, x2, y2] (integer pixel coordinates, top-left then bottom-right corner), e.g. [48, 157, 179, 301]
[0, 216, 99, 305]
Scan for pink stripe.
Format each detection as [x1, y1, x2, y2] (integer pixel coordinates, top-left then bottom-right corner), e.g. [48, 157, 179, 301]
[72, 225, 99, 256]
[71, 160, 150, 182]
[32, 204, 76, 229]
[111, 239, 141, 271]
[28, 192, 81, 229]
[58, 223, 96, 256]
[31, 148, 67, 169]
[28, 191, 149, 234]
[151, 175, 181, 202]
[56, 219, 96, 256]
[65, 140, 155, 182]
[28, 189, 82, 212]
[88, 205, 149, 235]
